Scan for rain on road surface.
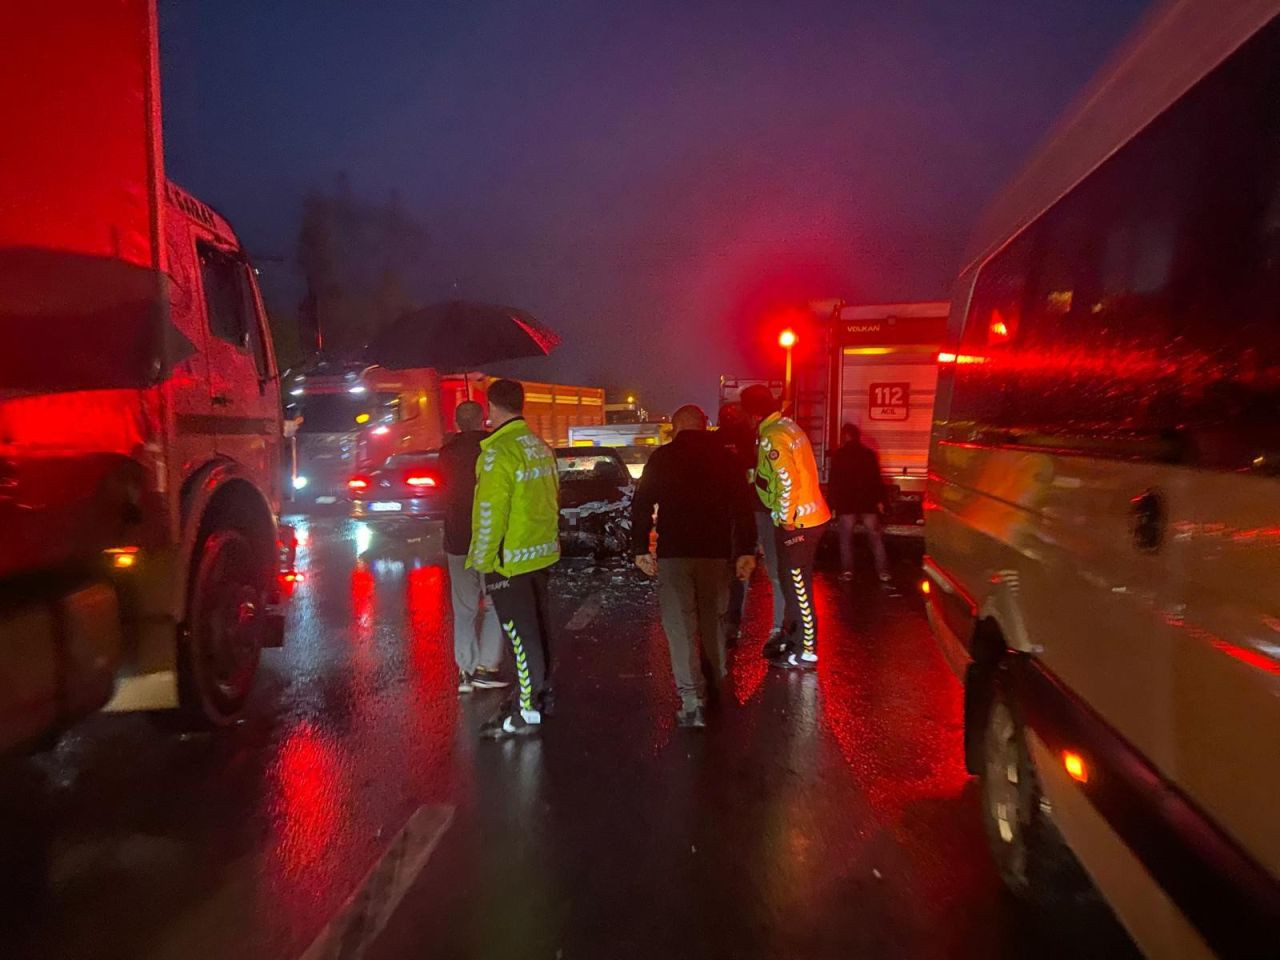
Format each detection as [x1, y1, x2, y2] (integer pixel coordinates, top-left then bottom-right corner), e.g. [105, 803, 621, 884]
[1, 515, 1136, 960]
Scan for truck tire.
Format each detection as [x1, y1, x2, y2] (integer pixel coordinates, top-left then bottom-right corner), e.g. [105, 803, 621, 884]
[979, 669, 1096, 910]
[178, 527, 267, 727]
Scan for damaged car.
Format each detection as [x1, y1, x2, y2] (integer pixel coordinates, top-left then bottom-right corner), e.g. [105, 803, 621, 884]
[554, 448, 633, 560]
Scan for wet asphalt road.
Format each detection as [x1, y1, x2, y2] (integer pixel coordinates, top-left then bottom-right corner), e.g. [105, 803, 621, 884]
[1, 515, 1137, 960]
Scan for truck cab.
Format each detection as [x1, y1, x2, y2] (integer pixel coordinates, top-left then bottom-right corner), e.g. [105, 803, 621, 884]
[0, 2, 287, 751]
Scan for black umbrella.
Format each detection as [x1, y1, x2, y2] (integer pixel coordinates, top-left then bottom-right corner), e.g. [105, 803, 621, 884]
[365, 300, 561, 371]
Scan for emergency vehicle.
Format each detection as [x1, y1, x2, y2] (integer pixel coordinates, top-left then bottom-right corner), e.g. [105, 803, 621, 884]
[0, 1, 289, 752]
[721, 300, 950, 535]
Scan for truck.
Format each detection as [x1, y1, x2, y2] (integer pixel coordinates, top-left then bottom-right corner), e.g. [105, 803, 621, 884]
[0, 1, 289, 752]
[286, 367, 604, 502]
[567, 422, 672, 479]
[284, 363, 445, 505]
[721, 301, 949, 535]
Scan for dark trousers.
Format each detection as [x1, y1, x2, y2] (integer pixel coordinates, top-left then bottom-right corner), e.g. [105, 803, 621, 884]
[775, 523, 827, 654]
[485, 568, 553, 714]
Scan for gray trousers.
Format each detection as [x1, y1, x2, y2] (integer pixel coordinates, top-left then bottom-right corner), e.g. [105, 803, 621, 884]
[658, 558, 730, 711]
[755, 511, 786, 633]
[446, 553, 503, 675]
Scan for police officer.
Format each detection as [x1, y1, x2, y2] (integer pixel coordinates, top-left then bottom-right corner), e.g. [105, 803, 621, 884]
[739, 385, 832, 669]
[467, 379, 561, 739]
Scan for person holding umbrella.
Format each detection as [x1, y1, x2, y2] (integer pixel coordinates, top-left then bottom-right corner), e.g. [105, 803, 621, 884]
[440, 400, 508, 693]
[467, 379, 561, 740]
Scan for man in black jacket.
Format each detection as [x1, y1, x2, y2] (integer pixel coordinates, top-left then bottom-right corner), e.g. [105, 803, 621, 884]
[828, 423, 891, 585]
[632, 404, 757, 728]
[440, 401, 507, 692]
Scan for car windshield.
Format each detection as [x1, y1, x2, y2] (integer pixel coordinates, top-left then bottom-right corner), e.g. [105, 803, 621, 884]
[613, 445, 655, 466]
[556, 453, 629, 485]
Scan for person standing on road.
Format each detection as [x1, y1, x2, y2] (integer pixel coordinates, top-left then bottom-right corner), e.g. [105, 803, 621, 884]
[632, 405, 757, 728]
[829, 423, 892, 586]
[467, 379, 561, 740]
[717, 402, 762, 648]
[440, 400, 509, 694]
[718, 403, 787, 648]
[740, 385, 831, 670]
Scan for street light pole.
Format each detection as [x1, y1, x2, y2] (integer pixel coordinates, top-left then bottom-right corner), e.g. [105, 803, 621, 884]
[779, 328, 798, 407]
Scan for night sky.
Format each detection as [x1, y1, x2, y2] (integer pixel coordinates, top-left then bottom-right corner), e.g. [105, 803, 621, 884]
[160, 0, 1150, 411]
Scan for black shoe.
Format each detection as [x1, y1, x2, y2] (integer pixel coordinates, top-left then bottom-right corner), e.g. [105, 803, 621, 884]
[472, 667, 509, 690]
[480, 709, 542, 740]
[768, 649, 818, 671]
[676, 705, 706, 728]
[761, 630, 787, 660]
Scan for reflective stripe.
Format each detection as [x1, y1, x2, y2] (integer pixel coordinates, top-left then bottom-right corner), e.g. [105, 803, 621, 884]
[504, 618, 534, 711]
[790, 567, 816, 652]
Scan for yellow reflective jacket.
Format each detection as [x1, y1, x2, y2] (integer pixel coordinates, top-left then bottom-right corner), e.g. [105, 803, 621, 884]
[754, 413, 831, 529]
[467, 418, 561, 576]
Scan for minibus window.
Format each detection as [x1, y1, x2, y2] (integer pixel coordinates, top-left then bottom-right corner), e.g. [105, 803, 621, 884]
[952, 14, 1280, 465]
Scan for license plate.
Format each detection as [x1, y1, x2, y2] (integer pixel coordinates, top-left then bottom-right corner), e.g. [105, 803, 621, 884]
[369, 501, 403, 512]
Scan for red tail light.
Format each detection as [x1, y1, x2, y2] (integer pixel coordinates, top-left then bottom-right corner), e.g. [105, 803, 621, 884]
[347, 475, 370, 492]
[405, 474, 438, 487]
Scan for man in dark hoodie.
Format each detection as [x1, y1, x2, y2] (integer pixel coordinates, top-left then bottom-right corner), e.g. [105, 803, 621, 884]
[632, 404, 757, 728]
[440, 400, 507, 693]
[829, 422, 891, 585]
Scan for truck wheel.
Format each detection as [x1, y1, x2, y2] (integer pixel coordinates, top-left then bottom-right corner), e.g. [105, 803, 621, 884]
[179, 527, 266, 726]
[979, 671, 1096, 909]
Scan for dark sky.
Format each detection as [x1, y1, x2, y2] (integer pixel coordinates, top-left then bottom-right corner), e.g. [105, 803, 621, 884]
[160, 0, 1150, 411]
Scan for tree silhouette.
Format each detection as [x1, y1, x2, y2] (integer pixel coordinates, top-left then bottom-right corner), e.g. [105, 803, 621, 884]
[295, 174, 429, 360]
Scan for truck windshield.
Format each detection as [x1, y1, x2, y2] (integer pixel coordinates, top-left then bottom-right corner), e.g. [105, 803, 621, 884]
[289, 393, 398, 433]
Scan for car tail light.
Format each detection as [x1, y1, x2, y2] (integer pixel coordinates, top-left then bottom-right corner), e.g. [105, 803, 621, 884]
[405, 474, 438, 487]
[348, 475, 370, 492]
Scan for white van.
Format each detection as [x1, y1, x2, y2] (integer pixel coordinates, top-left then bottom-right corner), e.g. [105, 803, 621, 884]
[924, 2, 1280, 957]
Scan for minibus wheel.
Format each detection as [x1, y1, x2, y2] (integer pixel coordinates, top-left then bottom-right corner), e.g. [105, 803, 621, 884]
[981, 684, 1036, 894]
[179, 527, 266, 726]
[980, 670, 1095, 908]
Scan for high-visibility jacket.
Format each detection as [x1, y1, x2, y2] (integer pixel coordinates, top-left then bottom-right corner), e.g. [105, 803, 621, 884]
[467, 417, 561, 576]
[754, 412, 831, 529]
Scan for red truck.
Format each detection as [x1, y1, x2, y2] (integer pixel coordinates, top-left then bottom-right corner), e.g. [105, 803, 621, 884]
[0, 1, 288, 752]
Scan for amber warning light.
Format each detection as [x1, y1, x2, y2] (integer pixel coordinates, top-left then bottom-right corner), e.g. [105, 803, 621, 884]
[1063, 750, 1089, 784]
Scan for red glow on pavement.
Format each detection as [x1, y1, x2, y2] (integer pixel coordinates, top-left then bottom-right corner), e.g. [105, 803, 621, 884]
[405, 564, 456, 702]
[270, 723, 343, 880]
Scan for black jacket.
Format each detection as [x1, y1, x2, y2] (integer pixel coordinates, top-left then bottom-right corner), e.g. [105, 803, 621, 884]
[828, 440, 886, 515]
[439, 429, 486, 555]
[631, 430, 757, 560]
